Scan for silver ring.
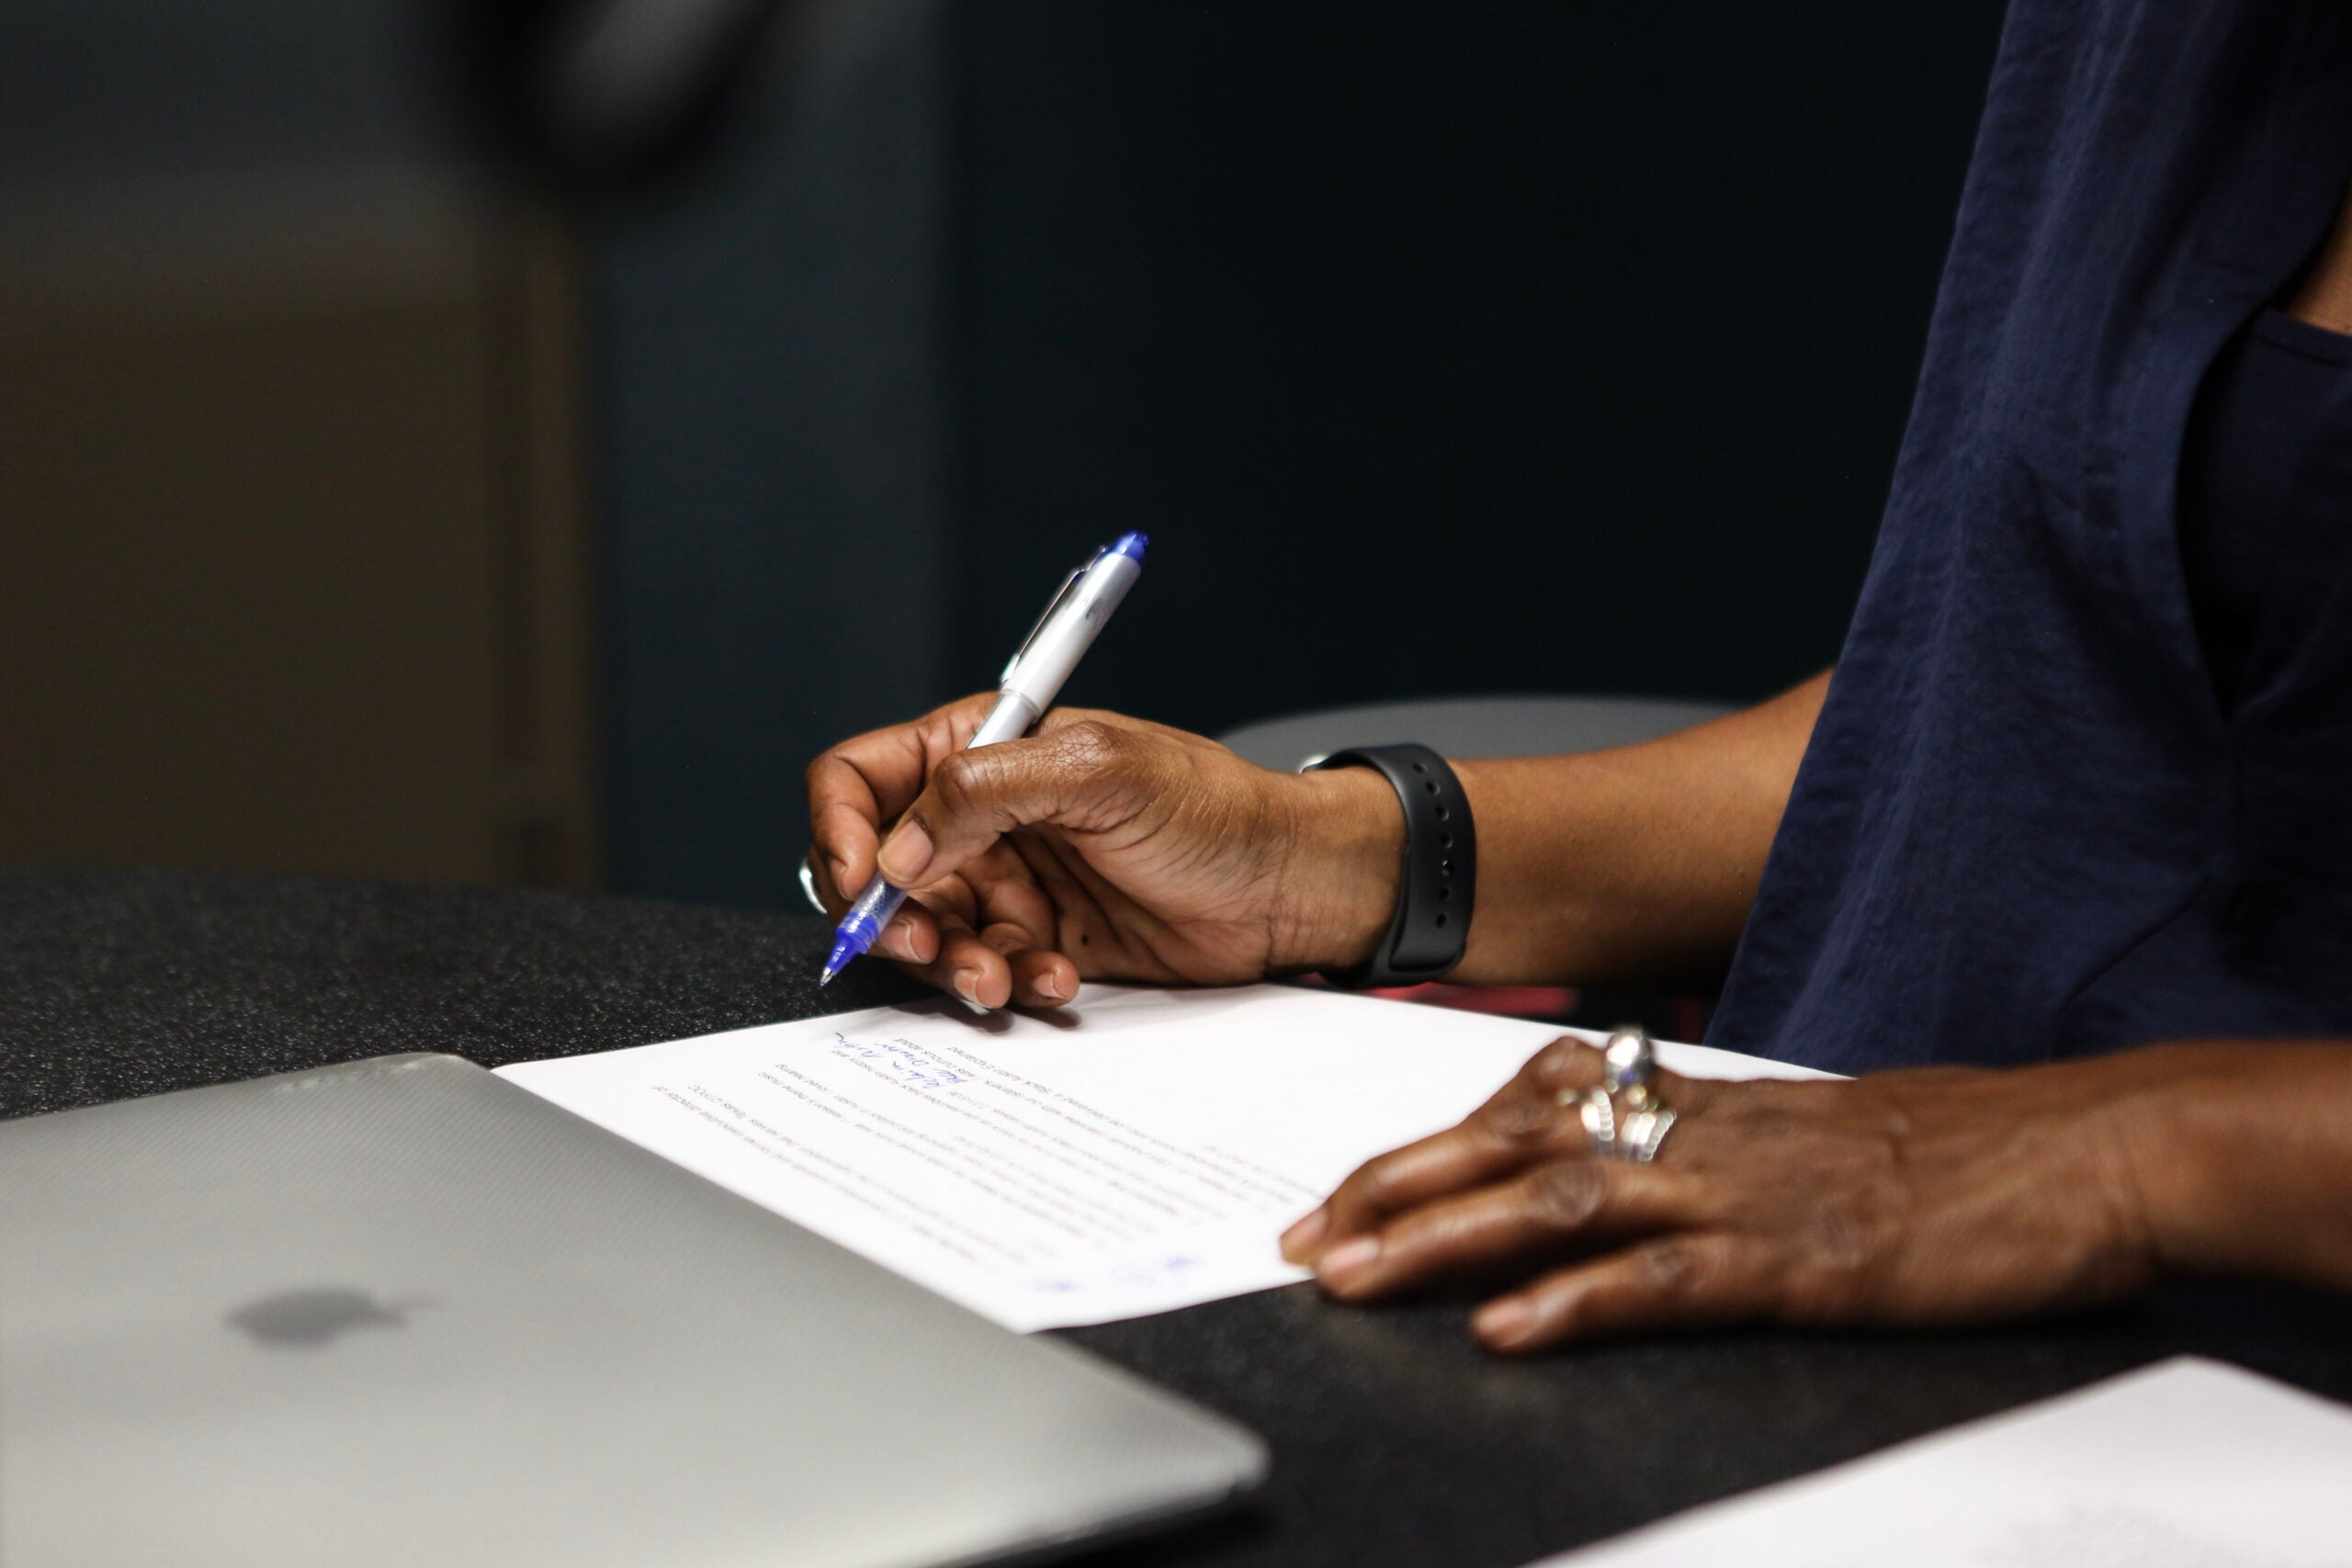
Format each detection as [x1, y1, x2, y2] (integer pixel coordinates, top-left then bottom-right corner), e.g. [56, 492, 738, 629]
[797, 856, 830, 915]
[1590, 1026, 1679, 1162]
[1616, 1105, 1679, 1164]
[1603, 1025, 1658, 1106]
[1571, 1086, 1619, 1159]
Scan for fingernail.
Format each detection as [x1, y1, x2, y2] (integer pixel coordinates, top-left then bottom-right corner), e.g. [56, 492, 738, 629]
[1279, 1208, 1329, 1263]
[1475, 1299, 1537, 1348]
[1034, 972, 1069, 1002]
[882, 916, 917, 961]
[877, 823, 933, 885]
[830, 857, 854, 899]
[1317, 1235, 1381, 1286]
[953, 968, 983, 1007]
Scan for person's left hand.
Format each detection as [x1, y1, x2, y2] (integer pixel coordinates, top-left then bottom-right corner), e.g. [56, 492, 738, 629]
[1278, 1036, 2163, 1353]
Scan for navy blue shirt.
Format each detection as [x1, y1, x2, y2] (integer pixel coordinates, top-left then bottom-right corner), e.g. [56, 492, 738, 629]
[1711, 0, 2352, 1073]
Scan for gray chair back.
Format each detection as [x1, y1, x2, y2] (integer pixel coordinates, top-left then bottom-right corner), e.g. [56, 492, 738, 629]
[1217, 695, 1735, 773]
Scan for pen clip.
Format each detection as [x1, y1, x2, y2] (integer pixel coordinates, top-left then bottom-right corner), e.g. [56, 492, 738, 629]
[1001, 554, 1096, 685]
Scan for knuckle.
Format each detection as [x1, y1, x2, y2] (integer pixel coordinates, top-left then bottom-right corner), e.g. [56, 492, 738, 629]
[1476, 1090, 1560, 1151]
[1057, 719, 1127, 774]
[1783, 1192, 1894, 1317]
[1805, 1201, 1876, 1273]
[1638, 1237, 1714, 1297]
[1525, 1038, 1593, 1093]
[930, 700, 980, 742]
[930, 750, 987, 812]
[1525, 1160, 1610, 1231]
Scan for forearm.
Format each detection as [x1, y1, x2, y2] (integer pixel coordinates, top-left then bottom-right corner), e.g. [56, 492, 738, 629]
[1449, 671, 1830, 987]
[1273, 671, 1827, 987]
[2111, 1041, 2352, 1295]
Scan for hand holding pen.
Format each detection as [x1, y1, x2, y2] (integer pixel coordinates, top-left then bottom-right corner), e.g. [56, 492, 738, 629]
[803, 536, 1409, 1007]
[818, 532, 1148, 984]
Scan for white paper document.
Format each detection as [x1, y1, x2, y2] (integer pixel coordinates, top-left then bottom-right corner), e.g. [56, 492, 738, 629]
[1533, 1357, 2352, 1568]
[499, 983, 1825, 1330]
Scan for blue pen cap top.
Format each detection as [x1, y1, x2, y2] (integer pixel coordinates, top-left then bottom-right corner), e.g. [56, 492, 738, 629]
[1108, 532, 1148, 563]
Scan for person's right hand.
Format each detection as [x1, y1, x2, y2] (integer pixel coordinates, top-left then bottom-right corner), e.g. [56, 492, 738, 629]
[805, 696, 1405, 1010]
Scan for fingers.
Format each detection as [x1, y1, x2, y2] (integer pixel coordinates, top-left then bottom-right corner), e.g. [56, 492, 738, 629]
[810, 804, 1081, 1010]
[935, 842, 1080, 1008]
[1471, 1235, 1779, 1353]
[1006, 943, 1080, 1008]
[1283, 1037, 1603, 1261]
[804, 848, 849, 919]
[885, 859, 1080, 1010]
[806, 694, 998, 902]
[956, 840, 1065, 952]
[871, 719, 1158, 893]
[903, 918, 1077, 1010]
[1311, 1156, 1711, 1301]
[811, 799, 887, 904]
[974, 891, 1080, 1005]
[900, 912, 1014, 1009]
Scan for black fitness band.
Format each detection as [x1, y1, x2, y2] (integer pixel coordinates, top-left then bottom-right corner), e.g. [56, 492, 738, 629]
[1306, 743, 1476, 988]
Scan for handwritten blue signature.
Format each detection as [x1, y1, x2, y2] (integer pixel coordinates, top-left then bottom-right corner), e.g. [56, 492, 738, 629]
[830, 1033, 973, 1092]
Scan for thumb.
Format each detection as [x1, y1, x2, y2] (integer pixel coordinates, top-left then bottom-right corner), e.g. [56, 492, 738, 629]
[874, 720, 1149, 888]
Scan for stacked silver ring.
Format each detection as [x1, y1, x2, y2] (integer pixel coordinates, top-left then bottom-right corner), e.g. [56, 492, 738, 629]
[1562, 1025, 1679, 1163]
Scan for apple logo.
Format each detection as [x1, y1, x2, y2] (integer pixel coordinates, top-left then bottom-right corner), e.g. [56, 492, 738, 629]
[225, 1288, 429, 1349]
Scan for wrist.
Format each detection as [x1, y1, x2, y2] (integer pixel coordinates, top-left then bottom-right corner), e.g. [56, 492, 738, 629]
[2100, 1043, 2294, 1280]
[1268, 765, 1405, 975]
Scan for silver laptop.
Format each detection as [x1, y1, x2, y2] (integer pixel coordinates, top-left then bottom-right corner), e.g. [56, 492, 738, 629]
[0, 1054, 1265, 1568]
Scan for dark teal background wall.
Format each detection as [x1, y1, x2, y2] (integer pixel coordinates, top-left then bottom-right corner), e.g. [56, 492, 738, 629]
[596, 0, 2011, 907]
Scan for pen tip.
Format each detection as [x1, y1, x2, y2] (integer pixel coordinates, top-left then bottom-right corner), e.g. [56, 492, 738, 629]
[819, 966, 837, 987]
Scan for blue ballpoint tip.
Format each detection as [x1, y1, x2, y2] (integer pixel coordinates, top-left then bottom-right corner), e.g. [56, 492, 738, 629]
[1109, 531, 1148, 563]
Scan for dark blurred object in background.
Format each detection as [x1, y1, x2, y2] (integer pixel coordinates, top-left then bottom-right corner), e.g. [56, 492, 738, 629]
[447, 0, 797, 188]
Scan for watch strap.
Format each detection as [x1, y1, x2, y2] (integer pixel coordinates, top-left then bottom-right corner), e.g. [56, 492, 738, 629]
[1306, 743, 1476, 988]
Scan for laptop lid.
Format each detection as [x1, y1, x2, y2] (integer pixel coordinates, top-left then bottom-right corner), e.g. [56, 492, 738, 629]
[0, 1053, 1265, 1568]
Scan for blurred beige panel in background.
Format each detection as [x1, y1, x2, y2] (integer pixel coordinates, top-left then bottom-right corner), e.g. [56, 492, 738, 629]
[0, 180, 600, 888]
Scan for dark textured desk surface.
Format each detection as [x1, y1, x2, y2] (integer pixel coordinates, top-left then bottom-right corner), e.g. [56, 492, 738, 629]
[6, 864, 2349, 1566]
